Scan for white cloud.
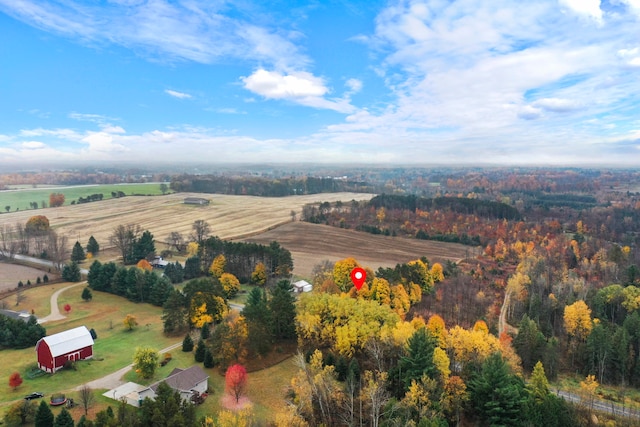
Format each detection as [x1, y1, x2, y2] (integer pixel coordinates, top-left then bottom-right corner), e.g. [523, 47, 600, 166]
[241, 69, 356, 113]
[242, 69, 327, 99]
[21, 141, 46, 149]
[559, 0, 603, 22]
[165, 89, 192, 99]
[0, 1, 309, 70]
[345, 78, 363, 94]
[533, 98, 581, 112]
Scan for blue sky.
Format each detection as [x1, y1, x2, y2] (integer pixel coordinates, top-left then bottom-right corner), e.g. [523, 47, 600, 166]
[1, 0, 640, 167]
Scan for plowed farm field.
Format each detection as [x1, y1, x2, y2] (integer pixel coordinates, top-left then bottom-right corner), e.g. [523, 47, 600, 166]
[0, 192, 374, 247]
[238, 221, 480, 278]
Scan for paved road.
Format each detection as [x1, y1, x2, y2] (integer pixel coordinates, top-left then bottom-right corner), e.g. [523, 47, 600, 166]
[13, 253, 89, 275]
[555, 390, 640, 419]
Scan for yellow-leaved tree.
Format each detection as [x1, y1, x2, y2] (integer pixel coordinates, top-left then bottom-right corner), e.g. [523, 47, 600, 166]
[426, 314, 447, 348]
[209, 254, 226, 278]
[251, 262, 267, 286]
[191, 303, 213, 328]
[563, 300, 593, 342]
[186, 242, 199, 257]
[220, 273, 241, 298]
[333, 257, 361, 292]
[430, 263, 445, 282]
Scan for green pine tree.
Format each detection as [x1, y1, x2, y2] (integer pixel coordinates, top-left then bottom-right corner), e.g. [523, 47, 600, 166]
[35, 399, 54, 427]
[194, 339, 206, 362]
[469, 353, 527, 427]
[86, 235, 99, 255]
[398, 328, 437, 390]
[269, 280, 296, 340]
[81, 287, 92, 302]
[53, 407, 74, 427]
[204, 349, 215, 368]
[71, 241, 86, 262]
[182, 334, 194, 352]
[243, 287, 273, 356]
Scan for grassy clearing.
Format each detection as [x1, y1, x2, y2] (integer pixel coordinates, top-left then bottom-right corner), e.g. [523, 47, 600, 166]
[0, 285, 176, 411]
[0, 183, 170, 211]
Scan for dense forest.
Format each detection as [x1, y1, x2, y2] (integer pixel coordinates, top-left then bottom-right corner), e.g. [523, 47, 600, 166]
[169, 174, 377, 196]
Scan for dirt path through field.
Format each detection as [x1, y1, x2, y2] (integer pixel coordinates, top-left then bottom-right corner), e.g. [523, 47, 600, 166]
[38, 282, 85, 324]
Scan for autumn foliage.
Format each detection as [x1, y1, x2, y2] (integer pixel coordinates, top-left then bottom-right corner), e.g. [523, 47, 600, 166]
[225, 364, 247, 403]
[49, 192, 65, 207]
[8, 372, 22, 390]
[63, 304, 71, 314]
[136, 259, 153, 271]
[25, 215, 50, 233]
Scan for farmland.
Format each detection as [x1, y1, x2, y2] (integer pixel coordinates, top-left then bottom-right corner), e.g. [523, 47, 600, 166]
[239, 221, 480, 278]
[0, 192, 375, 250]
[0, 183, 171, 211]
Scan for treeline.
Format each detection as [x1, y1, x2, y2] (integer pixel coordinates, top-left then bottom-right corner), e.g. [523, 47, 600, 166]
[198, 237, 292, 283]
[74, 193, 104, 204]
[0, 314, 46, 349]
[524, 192, 599, 209]
[87, 261, 173, 306]
[170, 174, 376, 196]
[369, 194, 522, 220]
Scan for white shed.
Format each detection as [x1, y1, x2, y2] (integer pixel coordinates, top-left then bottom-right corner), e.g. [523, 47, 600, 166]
[293, 280, 313, 293]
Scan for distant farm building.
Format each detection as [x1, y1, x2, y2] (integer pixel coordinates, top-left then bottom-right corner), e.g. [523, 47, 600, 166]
[0, 309, 33, 323]
[183, 197, 210, 205]
[35, 326, 94, 373]
[293, 280, 313, 293]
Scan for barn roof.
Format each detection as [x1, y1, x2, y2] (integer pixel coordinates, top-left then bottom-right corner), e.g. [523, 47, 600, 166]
[39, 326, 94, 357]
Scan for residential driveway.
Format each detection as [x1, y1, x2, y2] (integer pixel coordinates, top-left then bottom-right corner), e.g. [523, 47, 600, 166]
[76, 342, 183, 391]
[38, 282, 85, 324]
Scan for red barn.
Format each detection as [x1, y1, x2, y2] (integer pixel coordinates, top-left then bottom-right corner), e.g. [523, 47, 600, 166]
[35, 326, 94, 373]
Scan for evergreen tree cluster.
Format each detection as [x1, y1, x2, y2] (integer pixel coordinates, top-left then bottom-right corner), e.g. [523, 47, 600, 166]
[200, 237, 293, 282]
[0, 314, 46, 349]
[87, 260, 173, 306]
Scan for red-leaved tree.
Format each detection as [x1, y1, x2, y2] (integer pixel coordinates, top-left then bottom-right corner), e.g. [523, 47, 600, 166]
[64, 304, 71, 314]
[9, 372, 23, 390]
[225, 364, 247, 403]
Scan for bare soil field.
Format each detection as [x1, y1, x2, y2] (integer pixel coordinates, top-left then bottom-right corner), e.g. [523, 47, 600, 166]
[238, 222, 481, 278]
[0, 262, 47, 292]
[0, 192, 374, 248]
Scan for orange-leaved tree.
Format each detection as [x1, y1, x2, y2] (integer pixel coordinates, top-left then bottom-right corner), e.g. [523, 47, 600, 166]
[225, 364, 247, 403]
[136, 259, 153, 271]
[49, 192, 65, 207]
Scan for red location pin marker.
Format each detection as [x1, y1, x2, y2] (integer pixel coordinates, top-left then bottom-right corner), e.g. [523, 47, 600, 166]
[350, 267, 367, 290]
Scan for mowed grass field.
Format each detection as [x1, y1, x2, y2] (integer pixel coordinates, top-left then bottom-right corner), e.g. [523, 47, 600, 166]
[0, 192, 375, 250]
[239, 221, 481, 278]
[0, 183, 170, 211]
[0, 281, 297, 423]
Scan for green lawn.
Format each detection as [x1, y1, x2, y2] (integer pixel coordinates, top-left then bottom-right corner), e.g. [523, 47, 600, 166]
[0, 285, 177, 410]
[0, 282, 299, 424]
[0, 183, 171, 212]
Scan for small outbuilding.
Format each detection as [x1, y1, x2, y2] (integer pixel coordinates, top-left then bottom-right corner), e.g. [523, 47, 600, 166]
[35, 326, 94, 373]
[183, 197, 210, 205]
[293, 280, 313, 293]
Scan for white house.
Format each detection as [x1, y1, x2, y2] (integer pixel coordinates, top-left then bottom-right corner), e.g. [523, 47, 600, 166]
[293, 280, 313, 293]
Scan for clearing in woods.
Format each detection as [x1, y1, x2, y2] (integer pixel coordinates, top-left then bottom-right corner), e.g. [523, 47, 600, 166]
[0, 192, 374, 248]
[239, 221, 480, 278]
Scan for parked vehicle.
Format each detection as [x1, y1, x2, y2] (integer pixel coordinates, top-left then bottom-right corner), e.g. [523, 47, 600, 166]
[24, 392, 44, 400]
